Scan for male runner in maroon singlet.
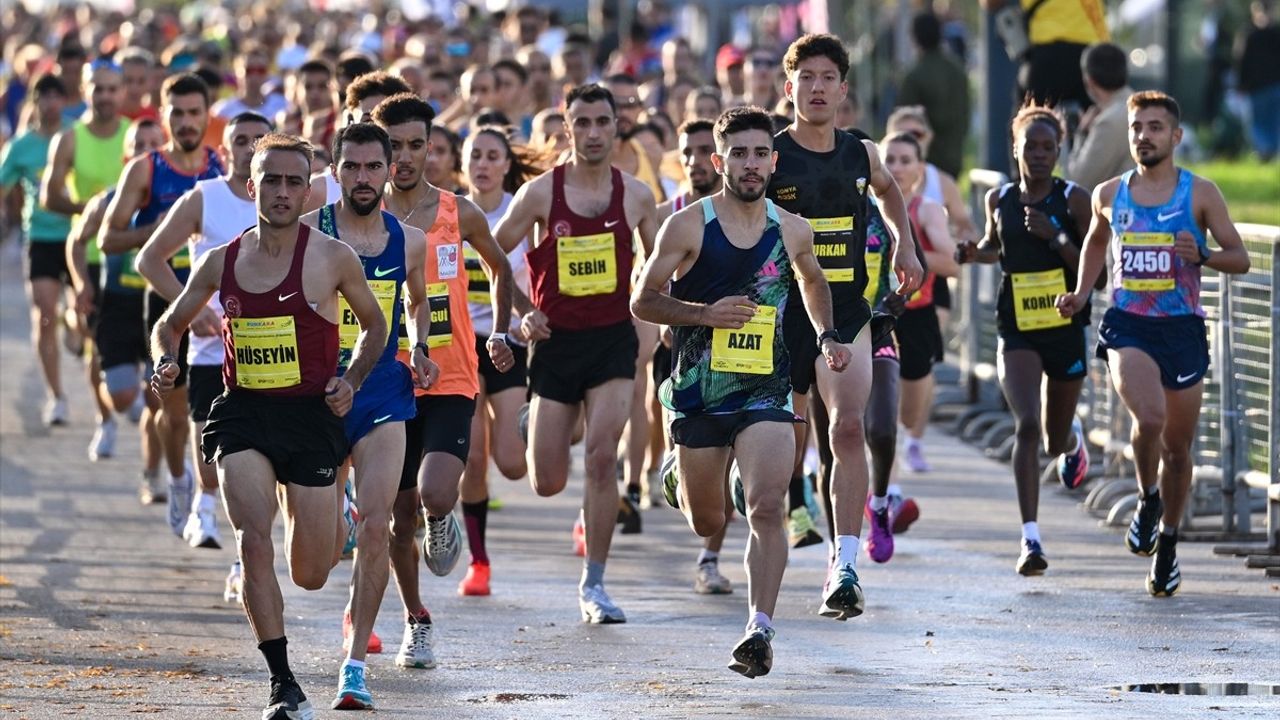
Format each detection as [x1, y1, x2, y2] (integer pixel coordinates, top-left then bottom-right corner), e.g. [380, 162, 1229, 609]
[150, 133, 388, 720]
[494, 83, 659, 623]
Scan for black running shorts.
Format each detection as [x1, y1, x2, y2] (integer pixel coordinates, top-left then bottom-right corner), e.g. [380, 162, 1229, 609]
[999, 325, 1087, 382]
[476, 336, 527, 395]
[670, 409, 803, 449]
[896, 305, 943, 381]
[786, 297, 872, 395]
[201, 389, 347, 488]
[145, 291, 188, 387]
[400, 393, 477, 491]
[187, 364, 225, 423]
[27, 240, 69, 282]
[527, 320, 638, 404]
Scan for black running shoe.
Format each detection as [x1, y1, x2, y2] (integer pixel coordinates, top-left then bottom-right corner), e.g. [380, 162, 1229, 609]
[1016, 539, 1048, 576]
[1126, 491, 1162, 556]
[265, 676, 314, 720]
[617, 493, 642, 534]
[1147, 530, 1181, 597]
[728, 625, 775, 678]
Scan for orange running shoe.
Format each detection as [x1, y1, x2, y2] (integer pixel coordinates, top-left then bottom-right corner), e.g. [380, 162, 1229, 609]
[341, 609, 383, 654]
[458, 562, 492, 596]
[571, 515, 586, 557]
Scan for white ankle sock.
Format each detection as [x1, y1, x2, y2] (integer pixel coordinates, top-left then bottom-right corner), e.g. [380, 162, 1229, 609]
[869, 495, 889, 512]
[1022, 521, 1041, 543]
[749, 611, 771, 630]
[697, 549, 718, 565]
[835, 535, 860, 568]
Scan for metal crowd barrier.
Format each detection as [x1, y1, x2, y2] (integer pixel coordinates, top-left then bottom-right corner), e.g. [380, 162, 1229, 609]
[954, 169, 1280, 568]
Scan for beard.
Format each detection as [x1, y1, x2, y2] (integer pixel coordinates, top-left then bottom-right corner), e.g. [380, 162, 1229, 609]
[725, 172, 767, 203]
[1136, 149, 1168, 168]
[691, 175, 720, 196]
[344, 184, 384, 216]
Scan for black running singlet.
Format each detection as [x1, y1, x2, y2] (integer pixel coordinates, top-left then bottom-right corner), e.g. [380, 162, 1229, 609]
[994, 178, 1088, 336]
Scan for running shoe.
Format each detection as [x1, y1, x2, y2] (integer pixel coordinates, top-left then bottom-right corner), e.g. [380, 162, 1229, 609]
[423, 513, 462, 576]
[579, 584, 626, 624]
[182, 504, 222, 549]
[167, 469, 194, 538]
[661, 452, 680, 509]
[640, 468, 659, 509]
[787, 507, 824, 549]
[693, 560, 733, 595]
[88, 418, 116, 461]
[887, 492, 920, 534]
[573, 509, 586, 556]
[1147, 531, 1181, 597]
[487, 496, 504, 511]
[802, 469, 822, 526]
[819, 564, 865, 621]
[517, 403, 530, 445]
[1016, 539, 1048, 576]
[127, 392, 145, 423]
[394, 615, 436, 669]
[341, 482, 358, 558]
[730, 463, 747, 517]
[139, 471, 166, 505]
[42, 396, 67, 427]
[1056, 418, 1090, 489]
[1126, 490, 1162, 557]
[264, 676, 314, 720]
[617, 493, 642, 534]
[458, 562, 491, 596]
[904, 442, 930, 473]
[331, 662, 373, 710]
[728, 623, 775, 678]
[224, 562, 243, 604]
[341, 609, 383, 654]
[864, 499, 894, 563]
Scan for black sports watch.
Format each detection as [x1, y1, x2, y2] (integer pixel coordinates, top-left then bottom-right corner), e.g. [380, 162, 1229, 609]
[413, 341, 430, 357]
[158, 354, 176, 366]
[1194, 246, 1210, 267]
[817, 329, 841, 348]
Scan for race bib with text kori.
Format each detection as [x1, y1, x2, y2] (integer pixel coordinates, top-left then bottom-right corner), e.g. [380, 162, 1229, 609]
[1010, 268, 1070, 332]
[711, 305, 777, 375]
[557, 233, 617, 296]
[231, 316, 301, 389]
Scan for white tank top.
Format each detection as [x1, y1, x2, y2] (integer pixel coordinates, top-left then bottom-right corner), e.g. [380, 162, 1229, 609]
[187, 177, 256, 366]
[922, 163, 945, 206]
[466, 192, 528, 339]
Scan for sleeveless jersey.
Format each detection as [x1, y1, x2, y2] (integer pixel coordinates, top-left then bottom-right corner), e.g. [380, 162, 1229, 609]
[1109, 169, 1206, 318]
[189, 177, 256, 366]
[994, 178, 1088, 334]
[71, 120, 129, 266]
[317, 204, 406, 371]
[400, 191, 478, 398]
[904, 195, 937, 310]
[863, 199, 893, 307]
[527, 164, 634, 331]
[98, 188, 144, 295]
[135, 147, 224, 282]
[219, 225, 338, 396]
[767, 129, 872, 324]
[661, 199, 793, 418]
[921, 163, 945, 207]
[465, 192, 528, 337]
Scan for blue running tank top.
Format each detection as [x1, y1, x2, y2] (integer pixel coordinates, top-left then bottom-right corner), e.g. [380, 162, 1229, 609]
[660, 198, 794, 418]
[1109, 169, 1207, 318]
[319, 204, 407, 370]
[134, 147, 224, 282]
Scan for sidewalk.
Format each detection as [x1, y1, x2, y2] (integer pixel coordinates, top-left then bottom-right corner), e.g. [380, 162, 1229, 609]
[0, 255, 1276, 719]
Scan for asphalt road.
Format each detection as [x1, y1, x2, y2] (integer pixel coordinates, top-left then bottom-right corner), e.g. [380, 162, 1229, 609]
[0, 244, 1276, 719]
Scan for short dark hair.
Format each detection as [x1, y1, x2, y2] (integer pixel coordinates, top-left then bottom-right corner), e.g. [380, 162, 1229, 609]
[298, 58, 334, 78]
[336, 52, 376, 81]
[677, 119, 715, 139]
[372, 92, 436, 133]
[473, 108, 512, 128]
[161, 72, 211, 107]
[32, 74, 68, 98]
[193, 67, 224, 91]
[911, 13, 942, 52]
[1082, 43, 1127, 92]
[1011, 103, 1065, 143]
[333, 122, 392, 165]
[630, 122, 666, 147]
[783, 34, 850, 80]
[1127, 90, 1181, 126]
[564, 83, 616, 115]
[432, 124, 463, 172]
[228, 111, 275, 130]
[713, 106, 774, 148]
[492, 59, 528, 85]
[345, 71, 412, 111]
[253, 132, 314, 171]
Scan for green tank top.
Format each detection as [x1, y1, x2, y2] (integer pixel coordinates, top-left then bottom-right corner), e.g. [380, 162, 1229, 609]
[71, 120, 129, 265]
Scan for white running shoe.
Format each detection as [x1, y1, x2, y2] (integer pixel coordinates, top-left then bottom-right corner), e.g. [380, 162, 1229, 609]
[223, 562, 243, 604]
[395, 617, 437, 669]
[167, 469, 194, 538]
[182, 505, 221, 549]
[127, 392, 145, 423]
[694, 560, 733, 595]
[43, 397, 68, 427]
[579, 584, 626, 624]
[88, 418, 117, 461]
[139, 472, 166, 505]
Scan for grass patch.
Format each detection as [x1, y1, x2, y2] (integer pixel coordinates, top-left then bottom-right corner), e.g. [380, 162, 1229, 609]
[1185, 159, 1280, 226]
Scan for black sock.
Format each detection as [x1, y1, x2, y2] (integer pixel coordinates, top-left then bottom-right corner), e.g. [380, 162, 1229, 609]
[461, 499, 490, 566]
[626, 482, 641, 499]
[258, 636, 292, 682]
[787, 476, 806, 513]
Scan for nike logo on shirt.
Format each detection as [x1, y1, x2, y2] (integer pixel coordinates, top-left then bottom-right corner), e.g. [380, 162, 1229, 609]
[604, 220, 620, 228]
[373, 266, 399, 278]
[278, 292, 298, 302]
[1175, 372, 1197, 384]
[1156, 211, 1183, 222]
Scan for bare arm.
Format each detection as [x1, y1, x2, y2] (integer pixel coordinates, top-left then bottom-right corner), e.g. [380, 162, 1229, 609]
[493, 177, 545, 253]
[333, 244, 389, 394]
[939, 171, 979, 245]
[68, 191, 109, 292]
[460, 197, 514, 335]
[627, 178, 659, 259]
[1195, 179, 1251, 275]
[864, 139, 923, 294]
[136, 187, 201, 302]
[1061, 184, 1100, 288]
[151, 247, 223, 363]
[40, 130, 83, 216]
[782, 216, 836, 336]
[919, 201, 959, 278]
[1058, 182, 1116, 317]
[399, 224, 439, 390]
[631, 209, 719, 327]
[101, 158, 162, 254]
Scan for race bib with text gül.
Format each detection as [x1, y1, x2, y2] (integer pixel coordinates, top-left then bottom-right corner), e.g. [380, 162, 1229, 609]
[809, 216, 856, 283]
[231, 316, 301, 389]
[557, 233, 617, 296]
[1120, 233, 1176, 291]
[338, 280, 397, 351]
[863, 249, 883, 305]
[1011, 268, 1070, 332]
[426, 282, 452, 348]
[711, 305, 777, 375]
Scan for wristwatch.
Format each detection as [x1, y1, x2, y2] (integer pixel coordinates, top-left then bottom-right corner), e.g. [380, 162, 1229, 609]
[488, 332, 509, 345]
[817, 329, 841, 348]
[1195, 246, 1210, 267]
[158, 354, 176, 366]
[413, 341, 430, 357]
